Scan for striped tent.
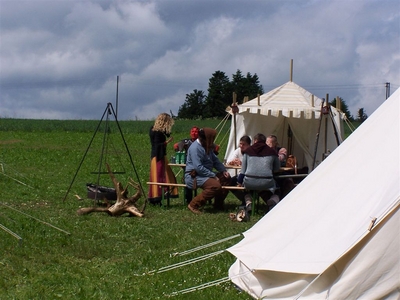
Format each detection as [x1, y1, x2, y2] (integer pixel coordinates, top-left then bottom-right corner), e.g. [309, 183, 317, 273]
[225, 81, 344, 171]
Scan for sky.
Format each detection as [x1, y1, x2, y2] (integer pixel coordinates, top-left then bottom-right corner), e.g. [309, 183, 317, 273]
[1, 0, 399, 120]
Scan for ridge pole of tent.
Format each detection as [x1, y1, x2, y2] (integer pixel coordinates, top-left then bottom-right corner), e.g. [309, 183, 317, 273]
[290, 59, 293, 82]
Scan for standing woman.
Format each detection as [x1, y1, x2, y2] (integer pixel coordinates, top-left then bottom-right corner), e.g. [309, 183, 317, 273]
[148, 113, 179, 204]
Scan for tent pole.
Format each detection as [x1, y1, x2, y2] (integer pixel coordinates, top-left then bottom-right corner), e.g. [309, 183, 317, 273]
[312, 99, 325, 170]
[290, 59, 293, 82]
[329, 105, 342, 146]
[324, 94, 329, 154]
[232, 92, 238, 149]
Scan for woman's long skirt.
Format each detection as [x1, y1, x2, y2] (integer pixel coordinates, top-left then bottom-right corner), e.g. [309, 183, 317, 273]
[148, 156, 179, 204]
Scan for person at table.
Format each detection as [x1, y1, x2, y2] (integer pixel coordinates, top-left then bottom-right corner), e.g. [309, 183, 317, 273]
[226, 135, 252, 167]
[173, 126, 199, 152]
[238, 133, 280, 213]
[266, 134, 287, 166]
[267, 134, 296, 198]
[174, 126, 220, 156]
[185, 128, 231, 214]
[148, 113, 179, 205]
[172, 126, 199, 204]
[225, 135, 251, 205]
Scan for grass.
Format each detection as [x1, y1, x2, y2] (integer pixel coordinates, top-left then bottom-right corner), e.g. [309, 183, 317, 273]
[0, 118, 254, 300]
[0, 117, 358, 299]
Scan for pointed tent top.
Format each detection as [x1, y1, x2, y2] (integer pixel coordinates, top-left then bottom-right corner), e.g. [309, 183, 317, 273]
[237, 81, 323, 119]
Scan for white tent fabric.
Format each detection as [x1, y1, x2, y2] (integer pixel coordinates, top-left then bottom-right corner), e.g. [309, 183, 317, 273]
[227, 88, 400, 299]
[225, 81, 344, 171]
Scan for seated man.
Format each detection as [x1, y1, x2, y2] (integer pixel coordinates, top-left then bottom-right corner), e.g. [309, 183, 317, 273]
[267, 134, 295, 198]
[174, 126, 220, 204]
[185, 128, 231, 214]
[226, 135, 251, 167]
[266, 134, 287, 166]
[174, 126, 220, 154]
[238, 133, 281, 213]
[225, 135, 251, 205]
[173, 126, 199, 152]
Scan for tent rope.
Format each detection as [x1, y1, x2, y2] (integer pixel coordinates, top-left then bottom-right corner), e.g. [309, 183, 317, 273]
[0, 223, 23, 244]
[0, 161, 34, 189]
[0, 202, 71, 235]
[147, 250, 225, 275]
[215, 113, 230, 132]
[170, 233, 242, 257]
[343, 115, 356, 133]
[215, 113, 230, 146]
[167, 270, 253, 297]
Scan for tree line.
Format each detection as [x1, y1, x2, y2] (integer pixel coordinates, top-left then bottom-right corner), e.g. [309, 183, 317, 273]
[177, 70, 367, 122]
[177, 70, 263, 119]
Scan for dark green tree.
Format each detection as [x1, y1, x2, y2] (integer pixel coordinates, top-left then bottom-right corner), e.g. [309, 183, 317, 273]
[178, 70, 264, 119]
[230, 70, 264, 104]
[355, 108, 368, 122]
[329, 97, 353, 121]
[203, 71, 231, 118]
[177, 89, 206, 119]
[204, 70, 264, 118]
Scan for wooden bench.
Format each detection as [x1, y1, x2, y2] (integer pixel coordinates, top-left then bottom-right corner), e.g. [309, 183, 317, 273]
[222, 186, 262, 215]
[147, 182, 261, 215]
[146, 182, 188, 207]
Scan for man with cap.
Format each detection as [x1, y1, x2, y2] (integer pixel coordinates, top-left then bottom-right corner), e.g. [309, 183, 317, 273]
[184, 128, 231, 214]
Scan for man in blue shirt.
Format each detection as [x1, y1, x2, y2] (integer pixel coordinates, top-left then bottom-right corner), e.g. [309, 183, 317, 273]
[185, 128, 231, 214]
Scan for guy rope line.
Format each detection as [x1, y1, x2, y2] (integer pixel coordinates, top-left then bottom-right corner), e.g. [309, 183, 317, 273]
[214, 113, 230, 132]
[0, 162, 34, 189]
[168, 270, 253, 297]
[170, 233, 242, 257]
[214, 113, 230, 142]
[0, 202, 71, 235]
[0, 223, 23, 244]
[147, 250, 224, 275]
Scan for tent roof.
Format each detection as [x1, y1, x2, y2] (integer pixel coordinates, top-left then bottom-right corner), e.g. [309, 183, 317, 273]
[237, 81, 325, 119]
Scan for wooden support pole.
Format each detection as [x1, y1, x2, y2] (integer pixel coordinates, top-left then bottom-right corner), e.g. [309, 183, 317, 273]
[233, 92, 237, 149]
[290, 59, 293, 82]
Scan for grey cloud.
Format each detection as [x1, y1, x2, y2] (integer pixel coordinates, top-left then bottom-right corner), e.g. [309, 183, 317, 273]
[1, 0, 399, 120]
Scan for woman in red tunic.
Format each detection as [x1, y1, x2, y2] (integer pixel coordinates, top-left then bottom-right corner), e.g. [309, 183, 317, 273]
[148, 113, 179, 204]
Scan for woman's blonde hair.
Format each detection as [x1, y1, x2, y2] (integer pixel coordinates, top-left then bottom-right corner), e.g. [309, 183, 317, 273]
[152, 113, 174, 134]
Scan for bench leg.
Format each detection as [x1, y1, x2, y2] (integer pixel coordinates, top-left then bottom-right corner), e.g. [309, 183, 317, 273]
[251, 191, 259, 216]
[160, 187, 171, 208]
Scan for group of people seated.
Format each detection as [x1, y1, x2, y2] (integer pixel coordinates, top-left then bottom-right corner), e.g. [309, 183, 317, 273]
[147, 114, 296, 213]
[181, 127, 295, 215]
[226, 133, 292, 214]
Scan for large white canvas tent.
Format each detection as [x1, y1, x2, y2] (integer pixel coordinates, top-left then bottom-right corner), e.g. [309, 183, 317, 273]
[225, 81, 344, 171]
[227, 88, 400, 299]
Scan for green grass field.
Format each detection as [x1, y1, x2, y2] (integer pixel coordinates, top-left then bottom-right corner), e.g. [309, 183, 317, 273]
[0, 117, 359, 299]
[0, 118, 256, 300]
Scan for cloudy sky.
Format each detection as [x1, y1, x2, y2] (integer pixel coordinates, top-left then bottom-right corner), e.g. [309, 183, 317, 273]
[1, 0, 399, 120]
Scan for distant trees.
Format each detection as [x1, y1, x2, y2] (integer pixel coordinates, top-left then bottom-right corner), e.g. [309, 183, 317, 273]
[355, 108, 368, 123]
[329, 98, 368, 123]
[178, 90, 206, 120]
[329, 97, 353, 121]
[202, 71, 231, 118]
[177, 70, 263, 119]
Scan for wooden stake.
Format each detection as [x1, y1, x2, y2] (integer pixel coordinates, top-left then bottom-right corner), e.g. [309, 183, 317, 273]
[290, 59, 293, 82]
